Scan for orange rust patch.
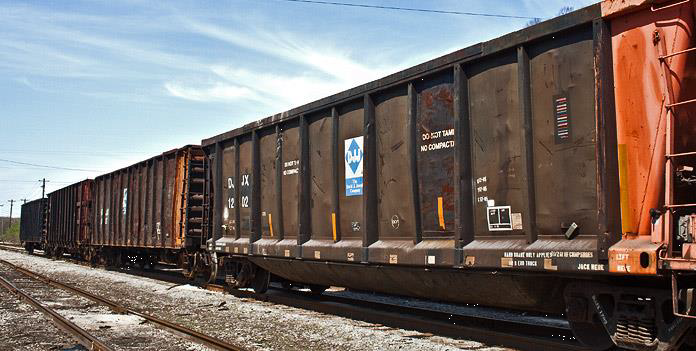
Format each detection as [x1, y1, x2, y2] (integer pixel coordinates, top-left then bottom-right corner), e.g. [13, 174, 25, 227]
[610, 3, 694, 236]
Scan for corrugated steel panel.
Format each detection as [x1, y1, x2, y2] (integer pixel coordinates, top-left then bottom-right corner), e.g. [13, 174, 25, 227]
[203, 4, 623, 274]
[91, 145, 205, 249]
[47, 180, 93, 249]
[416, 72, 455, 237]
[202, 6, 602, 147]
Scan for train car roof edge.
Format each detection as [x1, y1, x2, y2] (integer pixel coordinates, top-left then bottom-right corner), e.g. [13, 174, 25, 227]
[93, 144, 201, 180]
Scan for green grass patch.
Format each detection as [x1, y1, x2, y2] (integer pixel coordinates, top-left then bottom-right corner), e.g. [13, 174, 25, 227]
[1, 222, 20, 243]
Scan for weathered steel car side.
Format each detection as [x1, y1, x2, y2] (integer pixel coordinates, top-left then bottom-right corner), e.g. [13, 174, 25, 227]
[19, 198, 46, 254]
[201, 1, 696, 350]
[45, 180, 93, 258]
[37, 145, 207, 272]
[89, 145, 207, 270]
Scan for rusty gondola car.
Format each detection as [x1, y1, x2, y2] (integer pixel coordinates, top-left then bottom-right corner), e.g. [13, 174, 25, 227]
[19, 198, 47, 254]
[45, 180, 93, 258]
[88, 145, 207, 272]
[201, 1, 696, 349]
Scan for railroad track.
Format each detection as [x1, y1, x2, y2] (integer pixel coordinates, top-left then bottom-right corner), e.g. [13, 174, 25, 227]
[0, 262, 113, 351]
[221, 285, 586, 351]
[0, 245, 587, 351]
[101, 263, 587, 351]
[0, 243, 24, 252]
[0, 258, 249, 351]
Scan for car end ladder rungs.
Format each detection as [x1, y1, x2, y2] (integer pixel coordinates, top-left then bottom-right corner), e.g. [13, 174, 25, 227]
[667, 98, 696, 109]
[659, 46, 696, 60]
[666, 151, 696, 159]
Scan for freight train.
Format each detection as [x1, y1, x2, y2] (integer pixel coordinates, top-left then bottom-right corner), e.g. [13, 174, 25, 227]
[17, 1, 696, 349]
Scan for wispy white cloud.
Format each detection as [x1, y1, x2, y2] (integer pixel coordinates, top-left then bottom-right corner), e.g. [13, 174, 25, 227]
[180, 17, 392, 84]
[210, 65, 343, 107]
[0, 6, 208, 81]
[0, 1, 422, 112]
[164, 81, 258, 102]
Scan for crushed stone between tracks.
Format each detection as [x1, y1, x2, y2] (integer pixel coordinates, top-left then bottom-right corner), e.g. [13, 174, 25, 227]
[1, 250, 513, 351]
[0, 288, 78, 350]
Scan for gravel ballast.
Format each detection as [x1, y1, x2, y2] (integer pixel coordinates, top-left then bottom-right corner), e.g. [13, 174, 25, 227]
[0, 250, 512, 351]
[0, 288, 79, 350]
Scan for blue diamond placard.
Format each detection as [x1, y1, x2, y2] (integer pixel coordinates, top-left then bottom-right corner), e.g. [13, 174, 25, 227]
[344, 136, 363, 196]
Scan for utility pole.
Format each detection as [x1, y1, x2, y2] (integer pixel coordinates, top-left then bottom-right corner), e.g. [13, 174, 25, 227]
[40, 178, 47, 199]
[21, 199, 28, 205]
[7, 200, 14, 226]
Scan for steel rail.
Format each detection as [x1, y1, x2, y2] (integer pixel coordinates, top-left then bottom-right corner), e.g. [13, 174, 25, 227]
[218, 285, 586, 351]
[73, 262, 586, 351]
[0, 243, 24, 251]
[0, 259, 249, 351]
[0, 246, 585, 350]
[0, 267, 114, 351]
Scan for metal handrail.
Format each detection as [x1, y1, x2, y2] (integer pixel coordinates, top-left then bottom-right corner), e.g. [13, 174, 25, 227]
[667, 98, 696, 108]
[659, 47, 696, 60]
[666, 151, 696, 158]
[665, 203, 696, 208]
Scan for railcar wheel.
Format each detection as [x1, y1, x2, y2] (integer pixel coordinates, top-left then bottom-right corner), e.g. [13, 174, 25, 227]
[251, 268, 270, 294]
[568, 320, 614, 351]
[25, 243, 34, 255]
[106, 251, 122, 268]
[309, 285, 328, 295]
[104, 251, 113, 267]
[207, 253, 218, 283]
[144, 255, 157, 270]
[180, 251, 196, 280]
[182, 267, 196, 280]
[137, 258, 146, 270]
[87, 248, 98, 267]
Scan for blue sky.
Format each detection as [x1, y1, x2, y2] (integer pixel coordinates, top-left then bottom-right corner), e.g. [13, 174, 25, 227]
[0, 0, 596, 217]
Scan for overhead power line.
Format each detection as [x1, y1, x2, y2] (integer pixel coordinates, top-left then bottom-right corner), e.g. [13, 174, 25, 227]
[273, 0, 541, 20]
[0, 158, 102, 172]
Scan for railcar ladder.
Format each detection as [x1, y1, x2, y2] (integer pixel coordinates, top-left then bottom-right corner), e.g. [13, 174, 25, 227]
[200, 155, 211, 248]
[181, 151, 206, 249]
[656, 33, 696, 249]
[653, 15, 696, 318]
